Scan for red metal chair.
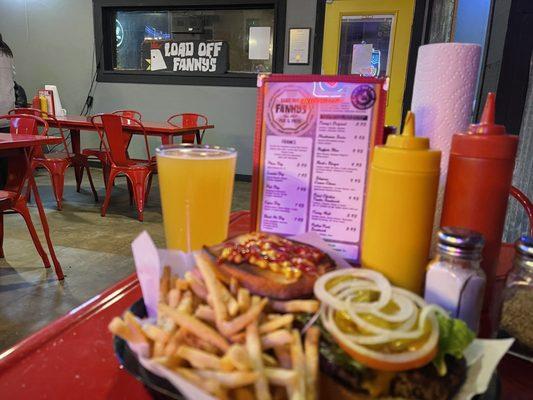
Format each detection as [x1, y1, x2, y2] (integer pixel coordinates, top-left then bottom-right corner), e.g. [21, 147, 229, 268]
[79, 110, 142, 189]
[9, 108, 98, 209]
[166, 113, 208, 144]
[0, 114, 64, 279]
[91, 114, 155, 222]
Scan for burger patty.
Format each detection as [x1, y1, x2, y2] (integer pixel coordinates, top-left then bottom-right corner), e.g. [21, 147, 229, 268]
[320, 352, 466, 400]
[295, 315, 468, 400]
[390, 356, 467, 400]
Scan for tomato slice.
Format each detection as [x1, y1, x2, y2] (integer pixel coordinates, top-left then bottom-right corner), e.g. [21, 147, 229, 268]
[333, 333, 438, 372]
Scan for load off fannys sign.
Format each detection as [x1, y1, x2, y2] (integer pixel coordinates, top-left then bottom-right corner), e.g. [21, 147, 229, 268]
[142, 40, 228, 74]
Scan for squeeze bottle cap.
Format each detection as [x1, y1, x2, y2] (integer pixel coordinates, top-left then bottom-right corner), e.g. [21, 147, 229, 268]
[468, 92, 506, 135]
[386, 112, 429, 150]
[451, 92, 518, 160]
[373, 111, 441, 173]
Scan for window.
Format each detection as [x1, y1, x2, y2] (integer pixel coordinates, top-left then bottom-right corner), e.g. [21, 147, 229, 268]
[94, 1, 286, 87]
[337, 15, 394, 77]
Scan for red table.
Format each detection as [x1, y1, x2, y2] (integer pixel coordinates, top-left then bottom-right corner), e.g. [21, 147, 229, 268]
[0, 133, 64, 279]
[0, 211, 530, 399]
[0, 133, 61, 150]
[50, 115, 214, 147]
[47, 115, 215, 190]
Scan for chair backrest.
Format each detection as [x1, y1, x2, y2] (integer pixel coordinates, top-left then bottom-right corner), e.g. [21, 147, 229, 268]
[90, 113, 150, 167]
[167, 113, 208, 144]
[112, 110, 142, 149]
[167, 113, 208, 128]
[112, 109, 142, 121]
[9, 108, 70, 156]
[0, 114, 49, 200]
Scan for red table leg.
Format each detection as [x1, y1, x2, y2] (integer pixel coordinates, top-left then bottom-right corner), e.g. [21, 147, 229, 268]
[24, 147, 64, 280]
[161, 135, 173, 145]
[70, 129, 83, 192]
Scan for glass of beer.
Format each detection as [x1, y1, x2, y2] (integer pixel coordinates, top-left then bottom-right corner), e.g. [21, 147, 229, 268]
[156, 144, 237, 251]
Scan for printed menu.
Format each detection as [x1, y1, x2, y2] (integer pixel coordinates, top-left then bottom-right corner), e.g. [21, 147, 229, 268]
[252, 75, 386, 261]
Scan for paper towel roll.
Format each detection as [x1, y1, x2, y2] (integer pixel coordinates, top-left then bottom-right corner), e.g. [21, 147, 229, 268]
[411, 43, 481, 251]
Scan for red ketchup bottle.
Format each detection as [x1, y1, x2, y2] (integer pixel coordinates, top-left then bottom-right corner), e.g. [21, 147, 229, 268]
[31, 95, 40, 110]
[440, 93, 518, 337]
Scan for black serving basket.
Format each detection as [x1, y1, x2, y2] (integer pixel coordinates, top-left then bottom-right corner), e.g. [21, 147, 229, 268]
[113, 298, 500, 400]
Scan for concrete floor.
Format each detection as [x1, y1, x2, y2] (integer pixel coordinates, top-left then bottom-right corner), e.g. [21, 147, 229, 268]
[0, 168, 251, 351]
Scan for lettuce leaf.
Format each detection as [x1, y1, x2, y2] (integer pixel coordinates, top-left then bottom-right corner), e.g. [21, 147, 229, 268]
[433, 313, 475, 376]
[295, 313, 365, 374]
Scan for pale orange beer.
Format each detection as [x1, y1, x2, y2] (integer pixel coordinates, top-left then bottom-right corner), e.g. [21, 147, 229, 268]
[156, 144, 237, 251]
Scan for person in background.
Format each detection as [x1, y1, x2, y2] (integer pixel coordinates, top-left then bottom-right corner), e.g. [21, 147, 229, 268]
[0, 33, 15, 188]
[0, 33, 14, 132]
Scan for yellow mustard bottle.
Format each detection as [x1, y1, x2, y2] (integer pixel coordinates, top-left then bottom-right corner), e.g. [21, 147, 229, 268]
[39, 95, 48, 117]
[361, 112, 441, 294]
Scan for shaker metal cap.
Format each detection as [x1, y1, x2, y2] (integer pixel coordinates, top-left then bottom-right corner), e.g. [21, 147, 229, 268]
[437, 227, 484, 257]
[515, 235, 533, 258]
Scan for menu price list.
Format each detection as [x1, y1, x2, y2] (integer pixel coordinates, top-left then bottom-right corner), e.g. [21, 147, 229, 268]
[309, 114, 369, 259]
[260, 135, 312, 234]
[258, 82, 378, 261]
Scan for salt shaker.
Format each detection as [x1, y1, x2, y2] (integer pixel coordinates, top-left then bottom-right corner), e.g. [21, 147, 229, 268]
[500, 236, 533, 350]
[424, 227, 486, 332]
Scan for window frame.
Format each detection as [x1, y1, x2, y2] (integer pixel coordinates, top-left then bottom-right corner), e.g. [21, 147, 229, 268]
[93, 0, 287, 87]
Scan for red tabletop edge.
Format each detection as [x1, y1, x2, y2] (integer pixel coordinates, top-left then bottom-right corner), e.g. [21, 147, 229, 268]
[0, 211, 251, 400]
[0, 133, 62, 149]
[0, 215, 529, 399]
[47, 115, 214, 135]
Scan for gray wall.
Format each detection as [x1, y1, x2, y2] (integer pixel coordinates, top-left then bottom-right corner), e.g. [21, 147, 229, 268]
[0, 0, 317, 175]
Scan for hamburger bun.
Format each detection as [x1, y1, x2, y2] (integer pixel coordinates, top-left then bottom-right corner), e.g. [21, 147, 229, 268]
[205, 232, 335, 299]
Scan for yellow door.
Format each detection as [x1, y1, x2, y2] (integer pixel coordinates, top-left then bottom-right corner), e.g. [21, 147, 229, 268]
[322, 0, 415, 128]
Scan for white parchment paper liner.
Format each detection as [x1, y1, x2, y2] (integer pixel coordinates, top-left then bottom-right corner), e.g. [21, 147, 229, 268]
[128, 231, 513, 400]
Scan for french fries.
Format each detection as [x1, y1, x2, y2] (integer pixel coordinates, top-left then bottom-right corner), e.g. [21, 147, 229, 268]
[195, 370, 260, 389]
[246, 321, 271, 400]
[196, 252, 229, 326]
[195, 304, 216, 322]
[176, 368, 228, 399]
[108, 317, 146, 344]
[109, 250, 321, 399]
[185, 271, 208, 300]
[271, 300, 320, 314]
[261, 330, 293, 350]
[175, 278, 189, 291]
[218, 280, 240, 317]
[177, 290, 193, 314]
[304, 327, 320, 400]
[273, 346, 292, 369]
[289, 330, 306, 400]
[176, 345, 228, 371]
[159, 303, 230, 352]
[223, 344, 252, 371]
[259, 314, 294, 335]
[219, 298, 268, 337]
[167, 288, 181, 308]
[265, 368, 297, 386]
[123, 311, 148, 343]
[237, 288, 251, 313]
[143, 324, 170, 343]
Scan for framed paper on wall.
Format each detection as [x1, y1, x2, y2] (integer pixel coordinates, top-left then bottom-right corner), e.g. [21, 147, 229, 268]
[250, 74, 387, 262]
[288, 28, 311, 65]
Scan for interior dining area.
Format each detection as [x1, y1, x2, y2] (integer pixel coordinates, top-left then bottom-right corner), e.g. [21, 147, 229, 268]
[0, 1, 532, 399]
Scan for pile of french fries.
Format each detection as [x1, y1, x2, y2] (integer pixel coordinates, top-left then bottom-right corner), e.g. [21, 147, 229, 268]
[109, 252, 321, 400]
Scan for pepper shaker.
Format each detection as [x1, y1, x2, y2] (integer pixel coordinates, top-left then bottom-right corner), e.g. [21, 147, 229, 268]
[500, 236, 533, 350]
